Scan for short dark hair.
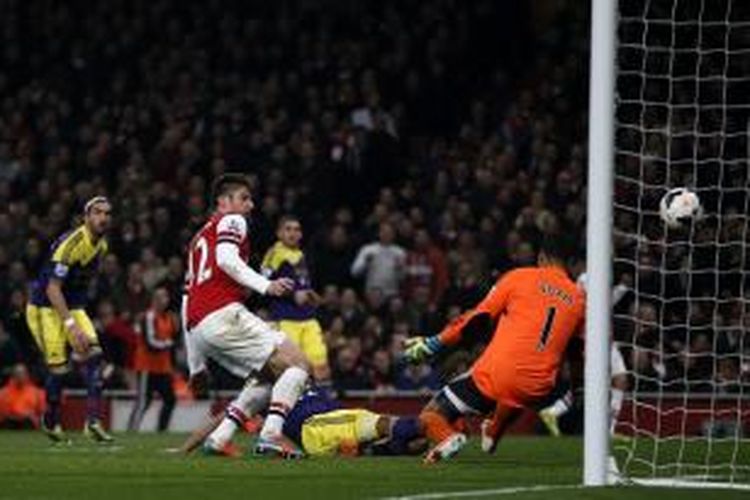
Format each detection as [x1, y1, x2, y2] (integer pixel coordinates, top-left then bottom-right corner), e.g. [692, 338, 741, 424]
[538, 233, 568, 262]
[211, 173, 252, 203]
[277, 214, 301, 229]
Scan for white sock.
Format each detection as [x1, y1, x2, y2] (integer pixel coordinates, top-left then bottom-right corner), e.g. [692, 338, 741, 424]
[236, 380, 272, 415]
[208, 417, 239, 448]
[610, 388, 624, 435]
[207, 380, 272, 447]
[260, 366, 308, 439]
[545, 390, 573, 418]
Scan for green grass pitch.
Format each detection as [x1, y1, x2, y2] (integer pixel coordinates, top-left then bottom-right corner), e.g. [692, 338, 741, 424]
[0, 432, 747, 500]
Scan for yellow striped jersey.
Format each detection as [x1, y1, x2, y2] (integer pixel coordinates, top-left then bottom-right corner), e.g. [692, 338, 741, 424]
[29, 225, 108, 308]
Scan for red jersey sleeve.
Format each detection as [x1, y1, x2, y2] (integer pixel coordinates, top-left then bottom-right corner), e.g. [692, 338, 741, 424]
[216, 214, 247, 246]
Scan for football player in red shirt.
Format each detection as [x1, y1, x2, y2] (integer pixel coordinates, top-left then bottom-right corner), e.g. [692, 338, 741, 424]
[184, 173, 309, 458]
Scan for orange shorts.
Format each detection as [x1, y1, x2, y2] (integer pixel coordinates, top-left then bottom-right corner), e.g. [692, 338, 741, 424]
[472, 366, 554, 410]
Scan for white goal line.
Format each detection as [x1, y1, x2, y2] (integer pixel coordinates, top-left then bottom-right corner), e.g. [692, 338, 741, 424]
[379, 484, 583, 500]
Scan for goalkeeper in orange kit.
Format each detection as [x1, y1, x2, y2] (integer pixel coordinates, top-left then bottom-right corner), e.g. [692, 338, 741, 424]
[403, 236, 585, 462]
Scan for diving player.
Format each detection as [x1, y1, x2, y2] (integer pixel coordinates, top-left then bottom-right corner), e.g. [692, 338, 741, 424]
[404, 236, 585, 462]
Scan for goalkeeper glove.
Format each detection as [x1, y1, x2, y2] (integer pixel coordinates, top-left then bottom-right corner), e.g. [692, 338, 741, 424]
[403, 336, 443, 363]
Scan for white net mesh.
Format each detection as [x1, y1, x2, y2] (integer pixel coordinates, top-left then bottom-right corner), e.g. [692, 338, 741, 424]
[612, 0, 750, 486]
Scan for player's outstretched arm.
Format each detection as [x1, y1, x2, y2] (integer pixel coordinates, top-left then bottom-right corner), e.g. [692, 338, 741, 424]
[402, 272, 516, 362]
[436, 271, 515, 346]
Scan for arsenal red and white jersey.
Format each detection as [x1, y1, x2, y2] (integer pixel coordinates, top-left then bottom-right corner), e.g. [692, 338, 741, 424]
[185, 213, 250, 328]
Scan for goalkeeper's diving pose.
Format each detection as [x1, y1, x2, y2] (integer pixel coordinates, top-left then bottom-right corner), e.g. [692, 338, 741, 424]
[403, 236, 585, 463]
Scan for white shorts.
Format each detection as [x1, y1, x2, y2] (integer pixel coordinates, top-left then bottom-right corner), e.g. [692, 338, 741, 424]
[190, 303, 286, 379]
[610, 344, 627, 378]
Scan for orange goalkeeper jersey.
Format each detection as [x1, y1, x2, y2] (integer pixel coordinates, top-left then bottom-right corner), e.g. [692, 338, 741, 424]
[438, 265, 585, 408]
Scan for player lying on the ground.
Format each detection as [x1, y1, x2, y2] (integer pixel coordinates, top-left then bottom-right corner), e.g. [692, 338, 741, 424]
[538, 273, 629, 438]
[403, 236, 585, 463]
[179, 383, 425, 458]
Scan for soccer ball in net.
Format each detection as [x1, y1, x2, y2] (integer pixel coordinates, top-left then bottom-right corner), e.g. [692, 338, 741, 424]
[659, 188, 703, 229]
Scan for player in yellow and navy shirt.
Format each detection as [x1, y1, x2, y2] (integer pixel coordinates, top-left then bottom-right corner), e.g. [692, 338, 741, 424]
[178, 384, 427, 457]
[25, 196, 114, 443]
[283, 387, 426, 457]
[262, 216, 331, 387]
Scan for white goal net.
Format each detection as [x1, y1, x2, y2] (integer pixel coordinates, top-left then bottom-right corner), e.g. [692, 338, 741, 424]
[612, 0, 750, 488]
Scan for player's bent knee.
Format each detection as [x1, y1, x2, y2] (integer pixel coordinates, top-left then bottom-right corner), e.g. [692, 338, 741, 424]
[265, 340, 311, 376]
[281, 340, 311, 372]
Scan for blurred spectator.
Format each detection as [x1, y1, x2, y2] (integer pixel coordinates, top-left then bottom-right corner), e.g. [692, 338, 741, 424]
[394, 363, 441, 392]
[128, 287, 178, 432]
[139, 247, 168, 292]
[0, 320, 22, 370]
[715, 358, 741, 394]
[93, 254, 124, 298]
[161, 256, 186, 308]
[95, 300, 136, 387]
[441, 262, 486, 311]
[1, 290, 38, 370]
[351, 222, 406, 299]
[338, 288, 366, 336]
[332, 344, 371, 392]
[369, 349, 395, 394]
[404, 228, 449, 306]
[0, 364, 45, 429]
[312, 225, 356, 288]
[123, 263, 149, 323]
[447, 230, 488, 280]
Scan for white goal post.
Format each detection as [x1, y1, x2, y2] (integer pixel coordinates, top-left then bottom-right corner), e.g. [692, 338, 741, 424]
[586, 0, 750, 490]
[584, 0, 616, 488]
